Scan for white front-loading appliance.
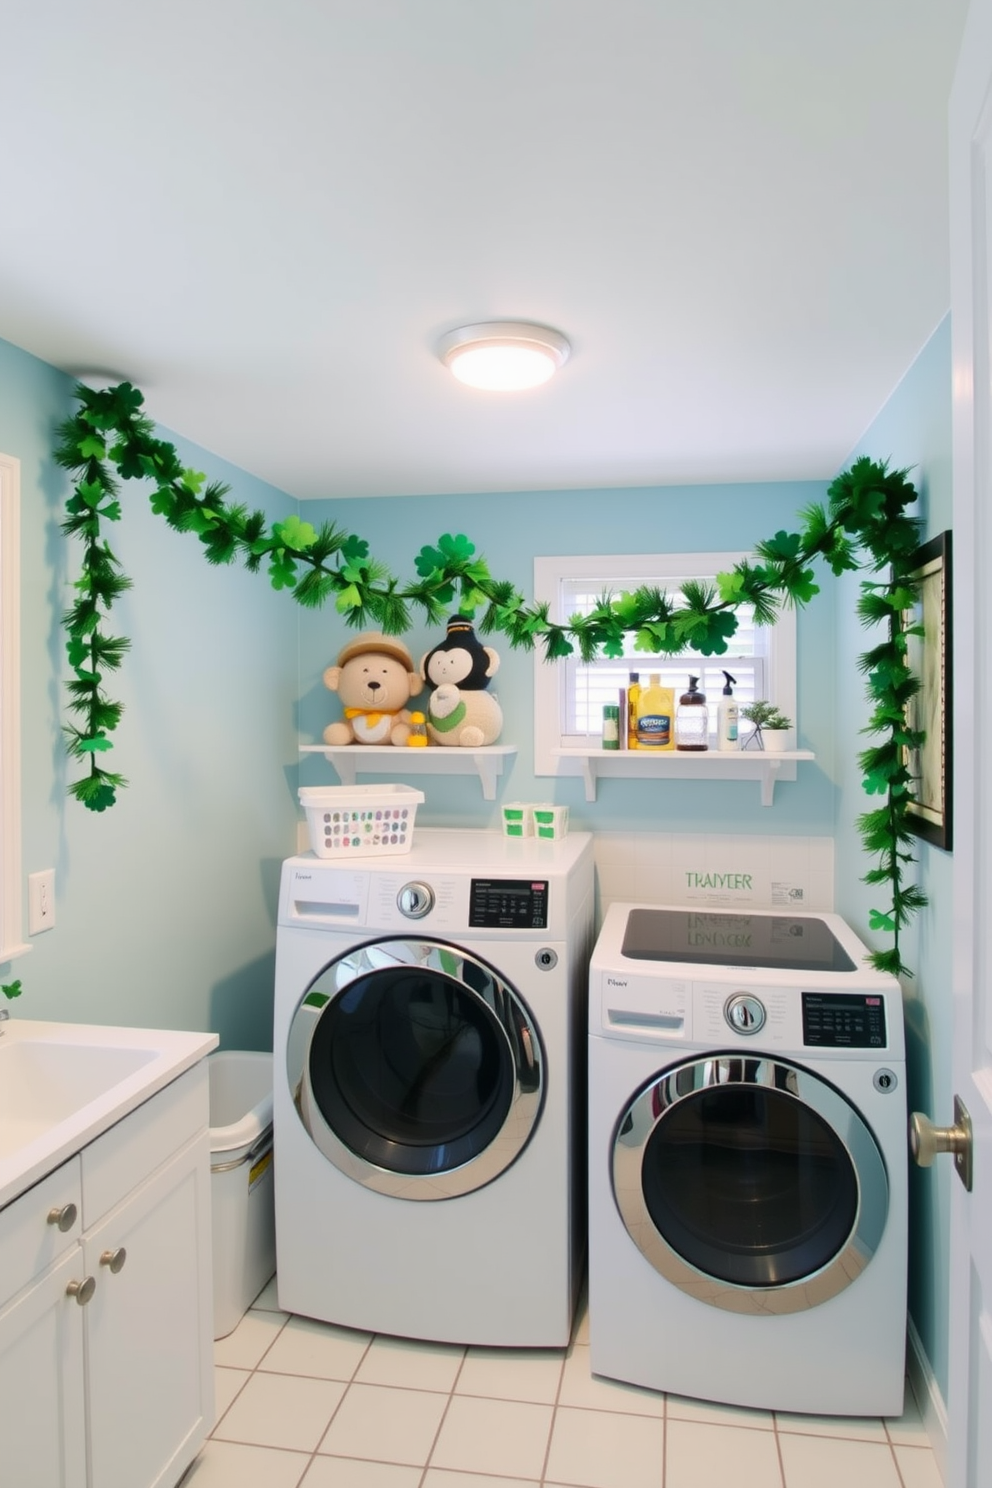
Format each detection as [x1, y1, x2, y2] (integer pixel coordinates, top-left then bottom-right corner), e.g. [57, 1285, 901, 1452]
[588, 902, 907, 1417]
[274, 828, 594, 1347]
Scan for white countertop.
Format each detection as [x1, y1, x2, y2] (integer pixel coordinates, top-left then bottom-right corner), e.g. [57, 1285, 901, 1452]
[0, 1018, 218, 1210]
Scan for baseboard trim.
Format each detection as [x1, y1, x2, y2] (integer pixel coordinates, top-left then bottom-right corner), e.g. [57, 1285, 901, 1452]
[907, 1316, 949, 1484]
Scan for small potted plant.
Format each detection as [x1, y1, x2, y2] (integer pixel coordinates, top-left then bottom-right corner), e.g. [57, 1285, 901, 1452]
[741, 701, 793, 752]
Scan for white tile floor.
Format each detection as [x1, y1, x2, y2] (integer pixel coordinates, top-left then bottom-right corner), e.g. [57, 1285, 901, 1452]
[181, 1276, 942, 1488]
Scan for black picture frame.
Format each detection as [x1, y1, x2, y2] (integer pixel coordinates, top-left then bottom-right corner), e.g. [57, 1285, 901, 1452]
[902, 530, 952, 851]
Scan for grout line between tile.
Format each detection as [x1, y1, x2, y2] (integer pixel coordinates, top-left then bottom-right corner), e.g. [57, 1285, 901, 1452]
[771, 1414, 786, 1488]
[419, 1373, 458, 1482]
[208, 1366, 254, 1439]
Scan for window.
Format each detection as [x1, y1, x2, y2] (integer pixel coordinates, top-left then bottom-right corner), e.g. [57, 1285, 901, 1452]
[0, 452, 25, 963]
[533, 552, 797, 774]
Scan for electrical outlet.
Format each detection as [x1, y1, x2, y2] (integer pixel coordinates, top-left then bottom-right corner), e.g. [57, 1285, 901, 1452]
[28, 869, 56, 935]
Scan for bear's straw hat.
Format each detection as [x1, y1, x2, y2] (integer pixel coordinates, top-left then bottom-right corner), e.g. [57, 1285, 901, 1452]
[335, 631, 415, 670]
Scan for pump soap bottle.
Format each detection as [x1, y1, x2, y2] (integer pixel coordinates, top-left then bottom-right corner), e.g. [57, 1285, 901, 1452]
[716, 671, 739, 751]
[675, 676, 709, 751]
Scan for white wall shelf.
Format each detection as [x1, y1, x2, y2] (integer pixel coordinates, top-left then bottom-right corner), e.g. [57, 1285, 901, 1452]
[548, 748, 816, 805]
[300, 744, 517, 801]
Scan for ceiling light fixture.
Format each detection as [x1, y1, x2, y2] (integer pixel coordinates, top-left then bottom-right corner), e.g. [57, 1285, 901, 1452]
[437, 321, 571, 391]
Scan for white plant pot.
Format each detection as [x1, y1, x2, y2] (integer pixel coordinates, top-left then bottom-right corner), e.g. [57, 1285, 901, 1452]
[762, 730, 792, 752]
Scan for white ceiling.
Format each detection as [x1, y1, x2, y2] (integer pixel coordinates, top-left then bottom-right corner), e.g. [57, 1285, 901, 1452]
[1, 1, 968, 500]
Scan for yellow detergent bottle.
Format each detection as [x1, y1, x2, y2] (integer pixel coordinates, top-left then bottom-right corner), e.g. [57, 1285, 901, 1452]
[636, 674, 675, 749]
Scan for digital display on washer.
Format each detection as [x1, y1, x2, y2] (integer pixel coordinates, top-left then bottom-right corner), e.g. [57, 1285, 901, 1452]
[620, 909, 856, 972]
[802, 992, 887, 1048]
[469, 878, 549, 929]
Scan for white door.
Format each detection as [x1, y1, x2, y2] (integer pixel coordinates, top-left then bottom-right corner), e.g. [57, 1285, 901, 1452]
[948, 2, 992, 1482]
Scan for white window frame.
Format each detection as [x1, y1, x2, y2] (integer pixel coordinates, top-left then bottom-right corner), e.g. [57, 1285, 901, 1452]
[533, 551, 797, 778]
[0, 452, 27, 964]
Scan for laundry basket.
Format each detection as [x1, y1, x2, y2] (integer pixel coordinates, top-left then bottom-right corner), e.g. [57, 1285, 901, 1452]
[299, 783, 424, 858]
[208, 1051, 276, 1339]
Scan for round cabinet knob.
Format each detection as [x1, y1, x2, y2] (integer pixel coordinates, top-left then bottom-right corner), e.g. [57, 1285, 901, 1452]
[47, 1202, 78, 1233]
[100, 1247, 127, 1274]
[397, 882, 434, 919]
[725, 994, 767, 1036]
[66, 1276, 96, 1306]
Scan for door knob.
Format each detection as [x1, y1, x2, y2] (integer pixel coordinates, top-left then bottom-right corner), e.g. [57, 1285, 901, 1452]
[99, 1247, 127, 1274]
[909, 1095, 973, 1191]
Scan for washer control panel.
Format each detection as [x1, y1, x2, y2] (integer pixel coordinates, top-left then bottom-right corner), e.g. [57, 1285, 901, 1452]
[469, 878, 549, 930]
[802, 992, 887, 1048]
[597, 978, 899, 1058]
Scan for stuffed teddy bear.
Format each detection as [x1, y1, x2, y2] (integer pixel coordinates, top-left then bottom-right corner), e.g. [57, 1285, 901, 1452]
[322, 632, 423, 746]
[419, 617, 503, 748]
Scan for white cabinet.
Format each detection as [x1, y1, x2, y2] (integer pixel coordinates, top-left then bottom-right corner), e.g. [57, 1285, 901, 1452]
[0, 1063, 213, 1488]
[0, 1159, 87, 1488]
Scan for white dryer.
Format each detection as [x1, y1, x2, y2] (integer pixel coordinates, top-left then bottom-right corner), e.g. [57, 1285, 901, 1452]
[588, 902, 907, 1417]
[274, 828, 594, 1347]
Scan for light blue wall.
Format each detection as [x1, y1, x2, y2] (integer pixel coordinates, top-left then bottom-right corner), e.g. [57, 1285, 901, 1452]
[833, 315, 953, 1399]
[299, 482, 836, 834]
[0, 337, 299, 1050]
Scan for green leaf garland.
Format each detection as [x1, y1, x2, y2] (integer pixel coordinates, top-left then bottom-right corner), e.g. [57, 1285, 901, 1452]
[53, 386, 927, 977]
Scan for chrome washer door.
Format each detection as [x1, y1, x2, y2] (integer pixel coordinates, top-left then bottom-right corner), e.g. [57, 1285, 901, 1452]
[288, 938, 544, 1200]
[612, 1055, 889, 1314]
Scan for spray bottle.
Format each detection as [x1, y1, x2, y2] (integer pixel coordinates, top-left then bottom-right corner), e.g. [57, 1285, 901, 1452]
[716, 671, 739, 751]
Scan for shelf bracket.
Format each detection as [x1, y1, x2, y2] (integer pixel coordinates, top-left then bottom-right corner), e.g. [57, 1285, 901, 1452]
[580, 757, 596, 803]
[760, 760, 782, 807]
[324, 752, 357, 787]
[474, 754, 500, 801]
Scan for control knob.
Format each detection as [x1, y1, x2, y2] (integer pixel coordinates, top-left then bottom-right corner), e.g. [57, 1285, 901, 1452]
[725, 993, 766, 1035]
[397, 881, 435, 919]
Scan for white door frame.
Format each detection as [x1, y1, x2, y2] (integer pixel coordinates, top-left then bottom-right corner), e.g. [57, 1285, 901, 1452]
[947, 2, 992, 1482]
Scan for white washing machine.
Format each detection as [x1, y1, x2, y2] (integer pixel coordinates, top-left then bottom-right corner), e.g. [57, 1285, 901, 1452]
[273, 828, 594, 1347]
[588, 902, 907, 1417]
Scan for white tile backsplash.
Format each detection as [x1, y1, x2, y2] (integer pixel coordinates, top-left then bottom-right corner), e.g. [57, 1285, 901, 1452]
[593, 833, 833, 923]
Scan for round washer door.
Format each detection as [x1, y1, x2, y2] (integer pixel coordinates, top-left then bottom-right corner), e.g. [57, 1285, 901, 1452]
[287, 937, 544, 1200]
[612, 1054, 889, 1314]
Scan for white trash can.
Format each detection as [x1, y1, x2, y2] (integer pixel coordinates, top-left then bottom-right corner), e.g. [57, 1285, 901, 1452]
[208, 1051, 276, 1340]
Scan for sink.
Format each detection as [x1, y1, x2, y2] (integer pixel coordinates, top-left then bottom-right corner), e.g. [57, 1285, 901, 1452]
[0, 1039, 159, 1159]
[0, 1018, 219, 1209]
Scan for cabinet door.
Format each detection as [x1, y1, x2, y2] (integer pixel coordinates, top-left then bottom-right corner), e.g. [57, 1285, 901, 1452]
[0, 1247, 87, 1488]
[84, 1134, 214, 1488]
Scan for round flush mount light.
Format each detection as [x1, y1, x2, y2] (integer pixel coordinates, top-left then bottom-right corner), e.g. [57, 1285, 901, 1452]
[437, 321, 571, 391]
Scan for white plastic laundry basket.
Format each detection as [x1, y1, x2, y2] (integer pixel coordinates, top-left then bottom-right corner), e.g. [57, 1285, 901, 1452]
[208, 1051, 276, 1339]
[299, 783, 424, 858]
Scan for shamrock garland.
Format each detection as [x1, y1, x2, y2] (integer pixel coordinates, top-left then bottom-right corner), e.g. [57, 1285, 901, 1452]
[54, 382, 925, 976]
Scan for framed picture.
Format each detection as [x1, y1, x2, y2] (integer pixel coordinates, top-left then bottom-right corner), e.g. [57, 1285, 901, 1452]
[902, 530, 952, 851]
